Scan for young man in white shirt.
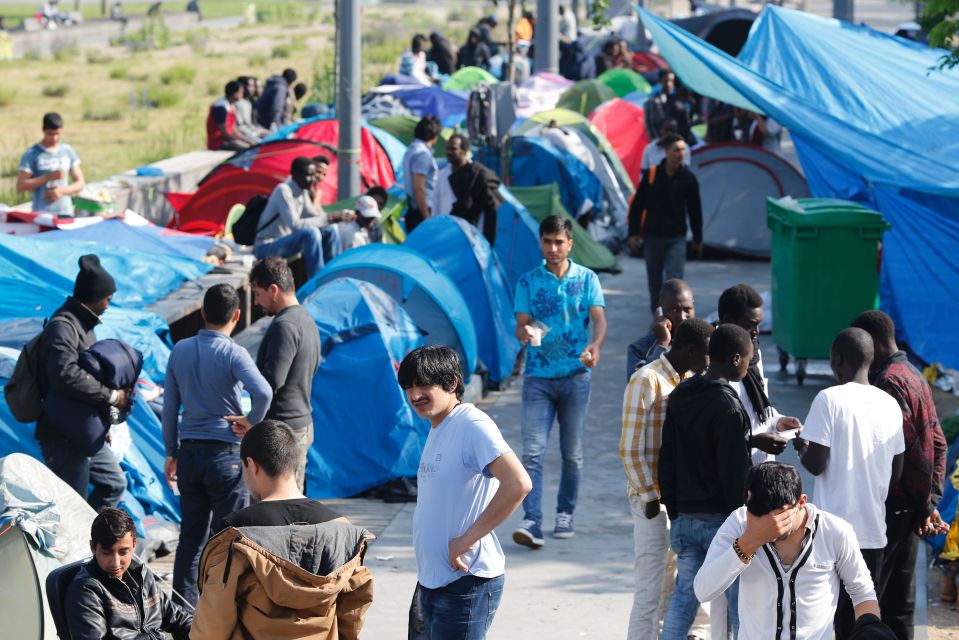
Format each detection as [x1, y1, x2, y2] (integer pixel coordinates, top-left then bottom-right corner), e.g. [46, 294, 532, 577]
[399, 345, 531, 639]
[795, 327, 905, 640]
[695, 462, 882, 640]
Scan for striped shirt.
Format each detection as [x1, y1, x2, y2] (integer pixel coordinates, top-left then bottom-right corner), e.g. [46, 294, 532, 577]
[620, 353, 685, 501]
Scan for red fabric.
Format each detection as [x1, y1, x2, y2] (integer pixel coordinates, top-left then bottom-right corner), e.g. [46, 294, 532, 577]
[631, 52, 669, 76]
[287, 120, 396, 194]
[589, 98, 649, 188]
[206, 99, 237, 150]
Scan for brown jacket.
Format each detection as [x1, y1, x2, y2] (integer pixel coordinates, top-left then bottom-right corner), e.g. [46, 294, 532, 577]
[190, 522, 375, 640]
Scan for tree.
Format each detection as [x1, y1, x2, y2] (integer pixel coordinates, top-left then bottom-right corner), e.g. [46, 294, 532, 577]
[921, 0, 959, 68]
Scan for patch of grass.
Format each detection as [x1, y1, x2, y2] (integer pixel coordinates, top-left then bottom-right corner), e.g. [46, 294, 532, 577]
[86, 50, 114, 64]
[184, 29, 209, 54]
[205, 79, 221, 96]
[159, 63, 196, 85]
[141, 83, 183, 108]
[42, 84, 70, 97]
[247, 53, 268, 67]
[23, 48, 43, 61]
[271, 44, 292, 58]
[52, 39, 80, 61]
[0, 135, 29, 177]
[129, 109, 150, 132]
[0, 86, 17, 106]
[0, 184, 21, 207]
[82, 98, 124, 121]
[109, 64, 128, 79]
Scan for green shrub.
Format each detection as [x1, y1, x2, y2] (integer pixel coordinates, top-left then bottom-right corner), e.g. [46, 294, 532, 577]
[82, 98, 124, 121]
[130, 109, 149, 132]
[86, 50, 113, 64]
[52, 39, 80, 61]
[0, 86, 17, 106]
[159, 63, 196, 85]
[271, 44, 292, 58]
[42, 84, 70, 97]
[108, 64, 128, 79]
[248, 53, 267, 67]
[206, 79, 221, 96]
[142, 83, 182, 108]
[184, 29, 209, 54]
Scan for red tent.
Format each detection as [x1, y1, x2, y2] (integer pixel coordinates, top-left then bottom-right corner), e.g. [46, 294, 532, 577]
[588, 98, 649, 188]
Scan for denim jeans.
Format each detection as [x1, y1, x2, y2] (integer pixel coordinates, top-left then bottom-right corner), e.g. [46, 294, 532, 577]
[643, 235, 686, 313]
[520, 371, 591, 525]
[39, 439, 126, 512]
[172, 441, 249, 607]
[418, 574, 505, 640]
[255, 225, 341, 279]
[662, 513, 739, 640]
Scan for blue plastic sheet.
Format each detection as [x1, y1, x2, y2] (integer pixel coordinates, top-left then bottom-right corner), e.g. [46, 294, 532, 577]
[389, 86, 469, 127]
[39, 220, 217, 262]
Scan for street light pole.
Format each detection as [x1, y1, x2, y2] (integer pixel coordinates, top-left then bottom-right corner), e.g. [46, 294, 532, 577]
[833, 0, 854, 22]
[535, 0, 559, 74]
[336, 0, 361, 199]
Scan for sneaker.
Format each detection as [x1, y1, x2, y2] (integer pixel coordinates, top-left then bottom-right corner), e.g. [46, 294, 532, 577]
[512, 519, 545, 549]
[553, 512, 575, 539]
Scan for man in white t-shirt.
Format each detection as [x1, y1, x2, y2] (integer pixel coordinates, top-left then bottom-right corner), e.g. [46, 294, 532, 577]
[795, 327, 905, 640]
[398, 345, 531, 639]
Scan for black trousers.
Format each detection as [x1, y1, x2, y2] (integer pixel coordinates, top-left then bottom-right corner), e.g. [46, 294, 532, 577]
[835, 547, 884, 640]
[879, 508, 921, 639]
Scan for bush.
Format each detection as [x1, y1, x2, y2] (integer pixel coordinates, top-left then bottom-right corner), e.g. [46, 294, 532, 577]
[271, 44, 292, 58]
[141, 83, 182, 108]
[248, 53, 267, 67]
[108, 64, 128, 80]
[206, 79, 221, 96]
[42, 84, 70, 98]
[0, 87, 16, 106]
[86, 50, 113, 64]
[82, 98, 123, 121]
[159, 63, 196, 85]
[52, 39, 80, 61]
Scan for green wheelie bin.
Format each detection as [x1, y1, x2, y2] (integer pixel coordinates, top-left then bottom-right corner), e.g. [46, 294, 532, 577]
[766, 197, 891, 385]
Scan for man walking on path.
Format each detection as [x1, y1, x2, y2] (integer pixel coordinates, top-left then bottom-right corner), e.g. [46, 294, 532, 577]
[399, 345, 531, 639]
[512, 215, 607, 548]
[851, 310, 948, 639]
[795, 327, 905, 639]
[625, 278, 695, 380]
[621, 318, 713, 640]
[627, 134, 703, 314]
[239, 257, 320, 492]
[658, 324, 755, 640]
[36, 255, 127, 510]
[162, 283, 273, 607]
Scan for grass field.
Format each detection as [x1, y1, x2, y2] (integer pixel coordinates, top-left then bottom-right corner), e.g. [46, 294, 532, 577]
[0, 0, 320, 22]
[0, 3, 479, 206]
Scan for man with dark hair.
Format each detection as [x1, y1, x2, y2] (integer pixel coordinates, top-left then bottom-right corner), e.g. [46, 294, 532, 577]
[641, 119, 691, 171]
[658, 323, 754, 640]
[694, 462, 881, 640]
[310, 154, 356, 225]
[719, 283, 802, 463]
[66, 508, 192, 639]
[35, 255, 127, 509]
[628, 133, 702, 314]
[622, 318, 713, 639]
[235, 75, 268, 141]
[17, 111, 85, 215]
[232, 257, 320, 491]
[433, 133, 503, 246]
[257, 68, 297, 129]
[795, 327, 906, 639]
[254, 156, 340, 278]
[206, 80, 257, 151]
[513, 215, 607, 546]
[402, 115, 441, 233]
[398, 345, 531, 639]
[162, 283, 273, 607]
[625, 278, 695, 381]
[850, 310, 948, 638]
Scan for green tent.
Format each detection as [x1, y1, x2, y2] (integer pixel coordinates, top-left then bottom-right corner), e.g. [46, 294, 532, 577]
[369, 115, 452, 158]
[510, 184, 620, 274]
[556, 80, 616, 116]
[597, 68, 653, 98]
[444, 66, 497, 92]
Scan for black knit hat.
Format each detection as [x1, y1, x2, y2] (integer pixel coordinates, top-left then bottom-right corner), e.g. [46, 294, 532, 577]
[73, 254, 117, 303]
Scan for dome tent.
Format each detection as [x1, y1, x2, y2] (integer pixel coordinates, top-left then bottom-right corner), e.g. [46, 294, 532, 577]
[556, 79, 616, 116]
[597, 67, 653, 98]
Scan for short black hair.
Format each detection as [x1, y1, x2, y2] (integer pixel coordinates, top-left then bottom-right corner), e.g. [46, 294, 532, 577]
[203, 283, 240, 326]
[91, 508, 137, 548]
[539, 214, 573, 239]
[43, 112, 63, 130]
[745, 462, 803, 516]
[447, 133, 470, 150]
[365, 185, 388, 208]
[659, 278, 691, 304]
[397, 345, 465, 400]
[241, 420, 299, 478]
[225, 80, 241, 96]
[312, 155, 330, 166]
[671, 318, 713, 352]
[832, 327, 874, 371]
[250, 256, 295, 293]
[291, 156, 315, 176]
[282, 68, 298, 84]
[293, 82, 307, 100]
[718, 284, 763, 321]
[850, 310, 895, 347]
[414, 115, 442, 142]
[708, 324, 752, 363]
[659, 133, 684, 149]
[412, 34, 427, 52]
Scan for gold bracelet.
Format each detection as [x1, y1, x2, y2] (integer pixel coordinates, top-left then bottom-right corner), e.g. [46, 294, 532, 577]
[733, 538, 754, 564]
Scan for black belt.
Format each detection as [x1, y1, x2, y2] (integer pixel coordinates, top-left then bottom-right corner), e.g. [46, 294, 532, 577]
[180, 439, 240, 450]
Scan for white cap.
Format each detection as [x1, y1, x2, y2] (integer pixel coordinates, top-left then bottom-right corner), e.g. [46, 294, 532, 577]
[355, 195, 381, 219]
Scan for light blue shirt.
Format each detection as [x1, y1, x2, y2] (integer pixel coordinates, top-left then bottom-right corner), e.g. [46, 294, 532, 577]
[514, 259, 605, 378]
[402, 139, 437, 212]
[18, 142, 80, 215]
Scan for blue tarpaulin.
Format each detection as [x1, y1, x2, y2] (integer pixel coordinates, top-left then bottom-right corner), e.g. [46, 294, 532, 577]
[389, 86, 469, 127]
[638, 6, 959, 368]
[39, 220, 218, 262]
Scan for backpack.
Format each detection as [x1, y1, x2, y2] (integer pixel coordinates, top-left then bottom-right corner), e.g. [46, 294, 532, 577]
[230, 194, 273, 246]
[4, 317, 78, 424]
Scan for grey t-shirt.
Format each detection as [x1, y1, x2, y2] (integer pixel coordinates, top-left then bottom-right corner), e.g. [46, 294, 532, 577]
[402, 139, 437, 212]
[18, 142, 80, 215]
[256, 304, 321, 430]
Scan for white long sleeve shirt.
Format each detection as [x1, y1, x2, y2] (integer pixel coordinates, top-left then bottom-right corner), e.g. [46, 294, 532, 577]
[694, 504, 877, 640]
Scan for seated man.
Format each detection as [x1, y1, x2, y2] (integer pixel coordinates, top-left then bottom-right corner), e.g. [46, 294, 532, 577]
[206, 81, 257, 151]
[254, 156, 340, 279]
[335, 195, 382, 251]
[625, 278, 694, 381]
[694, 462, 881, 640]
[65, 508, 192, 640]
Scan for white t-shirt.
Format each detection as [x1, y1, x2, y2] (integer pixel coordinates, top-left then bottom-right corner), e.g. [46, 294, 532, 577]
[733, 350, 783, 466]
[413, 403, 512, 589]
[801, 382, 905, 549]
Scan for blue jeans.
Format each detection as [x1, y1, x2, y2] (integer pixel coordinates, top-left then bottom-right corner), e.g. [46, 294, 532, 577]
[643, 235, 686, 313]
[38, 439, 126, 512]
[172, 441, 249, 607]
[662, 514, 739, 640]
[418, 574, 505, 640]
[520, 371, 591, 525]
[255, 225, 341, 279]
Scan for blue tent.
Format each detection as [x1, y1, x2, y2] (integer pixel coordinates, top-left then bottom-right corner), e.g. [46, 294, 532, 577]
[39, 220, 218, 262]
[495, 186, 542, 290]
[301, 278, 427, 498]
[406, 216, 521, 384]
[389, 86, 469, 127]
[638, 6, 959, 369]
[510, 136, 604, 223]
[299, 245, 478, 381]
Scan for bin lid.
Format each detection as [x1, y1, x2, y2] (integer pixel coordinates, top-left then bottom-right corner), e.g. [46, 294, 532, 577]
[766, 197, 890, 229]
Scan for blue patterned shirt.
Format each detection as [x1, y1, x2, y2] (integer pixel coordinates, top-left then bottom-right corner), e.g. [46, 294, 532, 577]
[514, 260, 605, 378]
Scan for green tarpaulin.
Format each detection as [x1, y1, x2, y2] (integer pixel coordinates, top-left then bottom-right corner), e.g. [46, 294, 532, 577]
[444, 66, 497, 92]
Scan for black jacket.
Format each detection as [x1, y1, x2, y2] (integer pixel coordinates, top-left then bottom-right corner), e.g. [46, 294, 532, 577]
[628, 160, 703, 243]
[448, 160, 503, 246]
[36, 297, 112, 443]
[658, 375, 751, 519]
[65, 559, 192, 640]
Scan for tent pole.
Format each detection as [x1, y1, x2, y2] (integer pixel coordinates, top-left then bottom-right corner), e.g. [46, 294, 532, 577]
[336, 0, 362, 199]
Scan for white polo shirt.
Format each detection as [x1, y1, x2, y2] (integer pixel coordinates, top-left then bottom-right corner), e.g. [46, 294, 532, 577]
[695, 504, 877, 640]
